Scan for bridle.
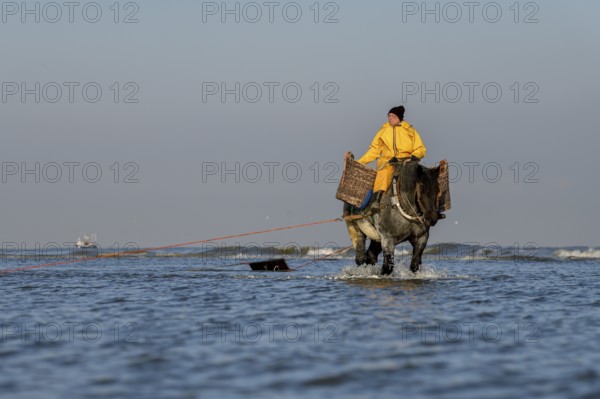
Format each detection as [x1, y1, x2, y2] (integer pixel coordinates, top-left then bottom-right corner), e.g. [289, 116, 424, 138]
[390, 175, 423, 224]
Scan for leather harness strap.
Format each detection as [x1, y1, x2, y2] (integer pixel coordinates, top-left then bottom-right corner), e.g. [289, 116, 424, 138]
[390, 176, 423, 223]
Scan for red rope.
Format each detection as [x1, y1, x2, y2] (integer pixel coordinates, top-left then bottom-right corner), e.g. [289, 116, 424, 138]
[0, 218, 342, 275]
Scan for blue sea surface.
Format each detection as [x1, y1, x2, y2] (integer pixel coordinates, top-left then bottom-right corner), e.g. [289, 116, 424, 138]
[1, 247, 600, 399]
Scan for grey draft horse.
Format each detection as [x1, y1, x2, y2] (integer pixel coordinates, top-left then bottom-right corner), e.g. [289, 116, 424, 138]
[344, 160, 444, 275]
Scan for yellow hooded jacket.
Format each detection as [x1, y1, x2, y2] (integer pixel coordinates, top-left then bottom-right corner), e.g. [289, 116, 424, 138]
[357, 120, 426, 170]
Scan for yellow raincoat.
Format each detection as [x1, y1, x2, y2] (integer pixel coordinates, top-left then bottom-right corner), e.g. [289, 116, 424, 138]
[357, 120, 426, 192]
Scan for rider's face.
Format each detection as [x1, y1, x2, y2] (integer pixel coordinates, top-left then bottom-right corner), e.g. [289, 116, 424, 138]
[388, 113, 401, 126]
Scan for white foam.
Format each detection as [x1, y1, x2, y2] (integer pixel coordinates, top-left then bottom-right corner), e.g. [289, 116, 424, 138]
[334, 263, 454, 280]
[305, 247, 352, 259]
[554, 248, 600, 259]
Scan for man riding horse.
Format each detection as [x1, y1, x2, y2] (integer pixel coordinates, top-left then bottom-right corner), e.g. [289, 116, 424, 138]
[341, 106, 448, 275]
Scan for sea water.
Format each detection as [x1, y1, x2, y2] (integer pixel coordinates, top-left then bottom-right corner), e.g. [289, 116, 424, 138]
[1, 246, 599, 398]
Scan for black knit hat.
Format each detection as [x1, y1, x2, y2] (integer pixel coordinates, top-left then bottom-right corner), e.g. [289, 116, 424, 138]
[388, 106, 405, 121]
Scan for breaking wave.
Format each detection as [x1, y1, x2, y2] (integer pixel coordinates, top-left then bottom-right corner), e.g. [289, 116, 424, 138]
[554, 248, 600, 259]
[1, 244, 599, 263]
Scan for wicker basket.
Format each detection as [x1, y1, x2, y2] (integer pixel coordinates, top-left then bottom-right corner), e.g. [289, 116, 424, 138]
[336, 152, 377, 207]
[438, 160, 452, 212]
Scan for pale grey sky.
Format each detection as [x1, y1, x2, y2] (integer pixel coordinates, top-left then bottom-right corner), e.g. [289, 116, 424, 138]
[1, 0, 599, 248]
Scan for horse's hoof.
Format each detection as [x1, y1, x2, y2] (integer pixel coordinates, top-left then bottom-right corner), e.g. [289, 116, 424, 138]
[381, 265, 394, 276]
[355, 257, 366, 266]
[410, 264, 420, 273]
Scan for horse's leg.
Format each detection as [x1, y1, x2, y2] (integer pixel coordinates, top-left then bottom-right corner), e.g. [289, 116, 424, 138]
[409, 232, 429, 273]
[380, 236, 395, 275]
[345, 220, 367, 266]
[365, 240, 382, 265]
[355, 236, 367, 266]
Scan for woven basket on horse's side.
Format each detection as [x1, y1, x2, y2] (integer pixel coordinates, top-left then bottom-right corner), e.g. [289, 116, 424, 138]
[336, 152, 376, 208]
[437, 160, 451, 212]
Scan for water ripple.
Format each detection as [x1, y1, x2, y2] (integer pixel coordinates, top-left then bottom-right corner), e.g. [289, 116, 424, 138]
[1, 258, 599, 398]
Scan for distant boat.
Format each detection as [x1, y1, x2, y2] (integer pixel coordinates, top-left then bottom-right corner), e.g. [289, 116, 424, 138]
[76, 234, 98, 249]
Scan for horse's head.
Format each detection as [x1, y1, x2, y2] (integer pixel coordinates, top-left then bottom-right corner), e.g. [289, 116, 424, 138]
[416, 164, 442, 227]
[391, 159, 442, 227]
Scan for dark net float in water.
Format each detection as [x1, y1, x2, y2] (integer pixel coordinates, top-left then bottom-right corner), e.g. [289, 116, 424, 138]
[248, 258, 290, 272]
